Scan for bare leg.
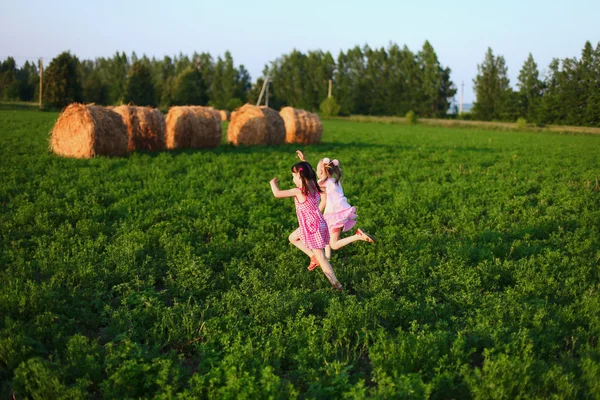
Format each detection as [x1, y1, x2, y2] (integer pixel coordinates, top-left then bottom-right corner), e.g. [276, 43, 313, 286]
[289, 231, 313, 258]
[329, 228, 373, 250]
[325, 244, 332, 260]
[312, 249, 341, 287]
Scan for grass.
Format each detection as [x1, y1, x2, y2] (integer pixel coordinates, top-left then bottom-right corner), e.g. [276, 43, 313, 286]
[0, 101, 41, 111]
[1, 108, 600, 398]
[334, 114, 600, 135]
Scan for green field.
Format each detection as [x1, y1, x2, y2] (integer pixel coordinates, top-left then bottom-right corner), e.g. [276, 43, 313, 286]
[1, 109, 600, 398]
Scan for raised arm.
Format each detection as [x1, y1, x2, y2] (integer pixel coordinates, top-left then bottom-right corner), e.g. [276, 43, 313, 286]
[270, 178, 302, 199]
[296, 150, 307, 162]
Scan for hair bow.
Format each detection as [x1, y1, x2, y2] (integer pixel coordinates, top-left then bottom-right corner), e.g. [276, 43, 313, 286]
[322, 157, 339, 167]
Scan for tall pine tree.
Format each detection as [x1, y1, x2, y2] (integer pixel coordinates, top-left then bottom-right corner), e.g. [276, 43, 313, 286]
[171, 66, 208, 106]
[472, 48, 512, 121]
[123, 60, 156, 106]
[43, 51, 83, 108]
[517, 53, 543, 123]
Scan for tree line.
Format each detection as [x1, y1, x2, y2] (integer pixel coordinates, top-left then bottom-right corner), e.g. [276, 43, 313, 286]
[0, 40, 598, 126]
[247, 41, 456, 118]
[0, 51, 252, 111]
[472, 41, 600, 127]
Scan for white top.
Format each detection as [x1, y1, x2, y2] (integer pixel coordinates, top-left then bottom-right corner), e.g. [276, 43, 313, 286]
[322, 178, 352, 214]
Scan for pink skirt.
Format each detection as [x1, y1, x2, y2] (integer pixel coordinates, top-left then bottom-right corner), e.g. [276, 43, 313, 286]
[323, 206, 357, 234]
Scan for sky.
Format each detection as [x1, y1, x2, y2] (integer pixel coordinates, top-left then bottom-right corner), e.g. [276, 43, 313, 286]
[1, 0, 597, 104]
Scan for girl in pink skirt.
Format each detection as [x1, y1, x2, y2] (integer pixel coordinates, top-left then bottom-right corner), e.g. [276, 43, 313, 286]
[297, 151, 374, 266]
[270, 161, 343, 291]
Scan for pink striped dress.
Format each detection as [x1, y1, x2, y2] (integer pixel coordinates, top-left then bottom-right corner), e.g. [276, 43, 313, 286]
[293, 190, 330, 249]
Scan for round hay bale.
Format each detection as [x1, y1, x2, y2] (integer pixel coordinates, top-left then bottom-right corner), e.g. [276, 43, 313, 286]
[280, 107, 323, 144]
[50, 103, 128, 158]
[227, 104, 286, 146]
[219, 110, 230, 121]
[204, 106, 223, 132]
[165, 106, 221, 149]
[260, 106, 286, 145]
[113, 105, 166, 152]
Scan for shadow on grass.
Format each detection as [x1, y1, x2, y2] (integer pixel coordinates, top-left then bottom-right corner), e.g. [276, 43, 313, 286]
[128, 140, 498, 160]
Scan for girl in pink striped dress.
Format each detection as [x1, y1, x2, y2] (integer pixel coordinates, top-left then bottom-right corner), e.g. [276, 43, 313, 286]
[270, 161, 343, 291]
[297, 150, 374, 261]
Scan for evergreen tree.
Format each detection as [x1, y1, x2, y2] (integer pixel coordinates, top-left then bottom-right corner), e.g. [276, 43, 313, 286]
[171, 66, 208, 106]
[333, 50, 354, 115]
[235, 64, 251, 104]
[16, 61, 39, 101]
[43, 51, 83, 108]
[398, 45, 421, 115]
[472, 48, 512, 121]
[211, 56, 225, 108]
[416, 41, 456, 117]
[539, 58, 564, 124]
[174, 53, 192, 76]
[157, 56, 176, 107]
[579, 41, 599, 126]
[210, 52, 241, 110]
[588, 42, 600, 126]
[194, 52, 215, 102]
[123, 60, 156, 106]
[334, 46, 369, 115]
[269, 49, 306, 109]
[80, 59, 108, 105]
[110, 52, 129, 104]
[384, 43, 406, 116]
[418, 41, 443, 117]
[439, 66, 456, 117]
[517, 53, 543, 123]
[364, 46, 389, 115]
[24, 61, 40, 102]
[305, 50, 335, 111]
[0, 57, 19, 100]
[83, 73, 109, 105]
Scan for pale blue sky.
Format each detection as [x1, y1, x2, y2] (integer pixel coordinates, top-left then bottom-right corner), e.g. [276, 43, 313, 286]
[1, 0, 597, 103]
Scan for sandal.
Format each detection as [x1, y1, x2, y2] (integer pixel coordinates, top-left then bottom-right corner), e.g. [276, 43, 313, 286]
[356, 228, 375, 243]
[331, 282, 343, 292]
[307, 255, 319, 271]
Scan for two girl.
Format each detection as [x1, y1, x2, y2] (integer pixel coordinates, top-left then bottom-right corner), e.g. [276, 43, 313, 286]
[269, 161, 343, 291]
[269, 152, 374, 291]
[297, 150, 374, 265]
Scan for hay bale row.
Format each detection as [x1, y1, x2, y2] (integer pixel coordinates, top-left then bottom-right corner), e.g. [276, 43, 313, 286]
[227, 104, 286, 146]
[113, 105, 165, 152]
[280, 107, 323, 144]
[165, 106, 221, 149]
[50, 103, 322, 158]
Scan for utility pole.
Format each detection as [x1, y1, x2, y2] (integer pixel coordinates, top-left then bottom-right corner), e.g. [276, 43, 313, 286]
[328, 79, 332, 98]
[39, 58, 43, 110]
[256, 76, 270, 106]
[459, 81, 464, 114]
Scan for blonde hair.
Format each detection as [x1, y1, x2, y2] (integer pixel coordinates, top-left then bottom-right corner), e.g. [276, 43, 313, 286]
[321, 158, 342, 184]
